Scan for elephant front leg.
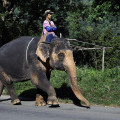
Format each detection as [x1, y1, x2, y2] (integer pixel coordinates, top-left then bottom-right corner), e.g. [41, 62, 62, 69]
[31, 72, 59, 106]
[45, 85, 59, 105]
[47, 96, 59, 105]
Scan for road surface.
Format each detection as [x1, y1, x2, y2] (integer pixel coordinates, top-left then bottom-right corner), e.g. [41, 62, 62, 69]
[0, 95, 120, 120]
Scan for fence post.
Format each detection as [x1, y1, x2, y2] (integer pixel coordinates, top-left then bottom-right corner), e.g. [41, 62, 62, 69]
[102, 47, 105, 71]
[60, 33, 62, 38]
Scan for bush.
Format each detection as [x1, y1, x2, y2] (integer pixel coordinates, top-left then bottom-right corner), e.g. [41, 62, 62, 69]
[66, 11, 120, 68]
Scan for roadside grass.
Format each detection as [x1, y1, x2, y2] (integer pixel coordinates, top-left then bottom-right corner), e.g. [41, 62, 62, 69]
[3, 66, 120, 106]
[77, 66, 120, 106]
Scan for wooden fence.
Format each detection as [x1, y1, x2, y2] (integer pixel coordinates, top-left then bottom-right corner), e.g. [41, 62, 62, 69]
[66, 38, 112, 71]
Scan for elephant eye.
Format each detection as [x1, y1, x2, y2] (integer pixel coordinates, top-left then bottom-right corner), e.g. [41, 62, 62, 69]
[58, 53, 65, 61]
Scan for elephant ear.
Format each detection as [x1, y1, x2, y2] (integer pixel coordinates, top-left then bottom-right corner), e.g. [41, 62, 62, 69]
[36, 42, 50, 62]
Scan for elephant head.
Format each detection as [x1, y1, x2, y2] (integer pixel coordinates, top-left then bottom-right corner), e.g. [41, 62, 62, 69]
[36, 38, 90, 107]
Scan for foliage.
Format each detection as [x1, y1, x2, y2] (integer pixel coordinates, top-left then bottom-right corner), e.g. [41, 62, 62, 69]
[0, 0, 83, 46]
[76, 66, 120, 105]
[66, 6, 120, 68]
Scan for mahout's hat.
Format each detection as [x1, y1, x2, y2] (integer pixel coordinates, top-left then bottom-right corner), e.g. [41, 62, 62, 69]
[43, 10, 54, 16]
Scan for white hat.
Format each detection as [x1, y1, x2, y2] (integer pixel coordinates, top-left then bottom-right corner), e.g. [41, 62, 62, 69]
[43, 10, 54, 16]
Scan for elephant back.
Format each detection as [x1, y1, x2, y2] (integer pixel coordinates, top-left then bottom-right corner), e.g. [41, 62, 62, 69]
[0, 36, 40, 79]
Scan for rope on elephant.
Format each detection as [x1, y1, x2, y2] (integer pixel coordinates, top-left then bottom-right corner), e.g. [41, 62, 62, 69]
[26, 38, 34, 65]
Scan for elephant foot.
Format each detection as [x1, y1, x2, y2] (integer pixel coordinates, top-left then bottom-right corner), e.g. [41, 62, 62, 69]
[35, 94, 46, 106]
[47, 96, 59, 105]
[35, 100, 46, 106]
[11, 99, 21, 105]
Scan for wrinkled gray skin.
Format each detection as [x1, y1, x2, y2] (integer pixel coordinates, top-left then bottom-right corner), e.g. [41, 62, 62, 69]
[0, 37, 90, 107]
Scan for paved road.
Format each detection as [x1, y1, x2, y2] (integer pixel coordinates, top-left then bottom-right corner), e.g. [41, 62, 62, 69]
[0, 95, 120, 120]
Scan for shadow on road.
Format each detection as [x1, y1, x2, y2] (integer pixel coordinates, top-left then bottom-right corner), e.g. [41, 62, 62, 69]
[18, 83, 89, 108]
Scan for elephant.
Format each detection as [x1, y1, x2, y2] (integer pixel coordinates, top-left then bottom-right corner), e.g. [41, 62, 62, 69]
[0, 36, 90, 107]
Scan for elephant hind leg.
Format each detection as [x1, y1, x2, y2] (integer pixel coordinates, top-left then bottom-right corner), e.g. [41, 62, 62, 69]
[35, 88, 47, 106]
[0, 71, 21, 105]
[35, 94, 46, 106]
[0, 81, 4, 96]
[6, 83, 21, 105]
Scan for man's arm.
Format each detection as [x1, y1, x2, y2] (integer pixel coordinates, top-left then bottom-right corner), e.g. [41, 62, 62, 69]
[45, 26, 57, 32]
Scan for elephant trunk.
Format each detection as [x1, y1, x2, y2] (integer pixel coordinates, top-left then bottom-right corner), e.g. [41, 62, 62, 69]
[63, 50, 90, 107]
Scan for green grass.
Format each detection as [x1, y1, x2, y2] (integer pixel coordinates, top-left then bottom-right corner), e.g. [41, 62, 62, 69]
[4, 66, 120, 106]
[76, 66, 120, 106]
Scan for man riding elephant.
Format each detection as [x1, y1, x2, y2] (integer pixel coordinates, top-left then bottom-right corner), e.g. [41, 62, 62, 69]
[43, 10, 57, 42]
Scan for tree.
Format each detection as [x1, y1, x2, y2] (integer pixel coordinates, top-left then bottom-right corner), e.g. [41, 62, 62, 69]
[88, 0, 120, 22]
[0, 0, 84, 46]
